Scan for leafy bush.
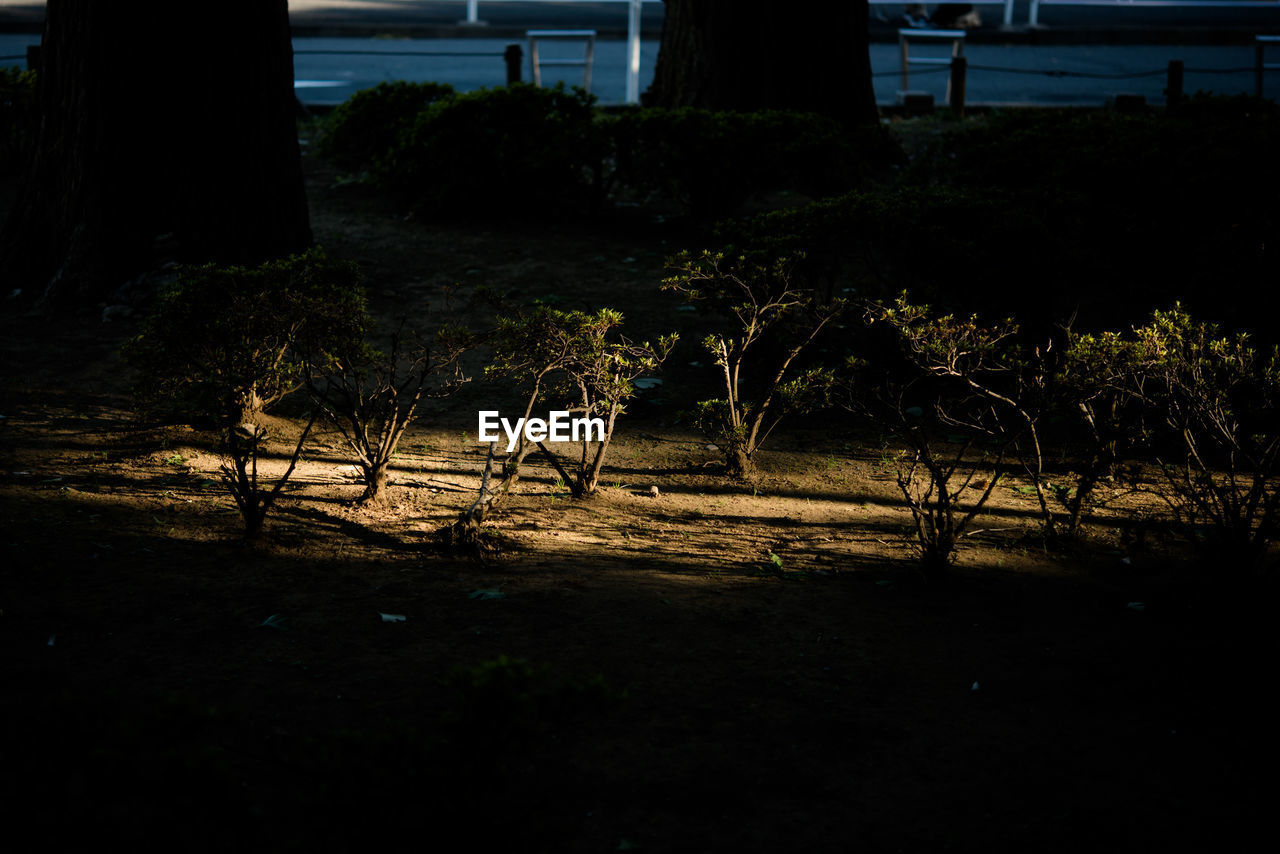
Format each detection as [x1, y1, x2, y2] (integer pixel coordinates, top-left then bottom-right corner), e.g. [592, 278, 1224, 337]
[325, 85, 900, 221]
[664, 250, 844, 479]
[859, 297, 1048, 570]
[492, 306, 673, 496]
[1053, 326, 1156, 536]
[1135, 306, 1280, 568]
[609, 107, 901, 217]
[124, 249, 368, 539]
[377, 83, 606, 216]
[124, 248, 368, 426]
[453, 307, 673, 546]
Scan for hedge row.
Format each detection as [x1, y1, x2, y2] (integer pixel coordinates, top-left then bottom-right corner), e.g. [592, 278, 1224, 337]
[318, 82, 902, 219]
[717, 96, 1280, 334]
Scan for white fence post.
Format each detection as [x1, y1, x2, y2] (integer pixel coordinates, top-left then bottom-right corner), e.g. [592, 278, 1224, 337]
[626, 0, 643, 103]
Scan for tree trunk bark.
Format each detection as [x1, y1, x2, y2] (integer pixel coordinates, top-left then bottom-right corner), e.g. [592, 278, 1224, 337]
[725, 442, 754, 480]
[646, 0, 878, 124]
[2, 0, 312, 309]
[358, 462, 390, 506]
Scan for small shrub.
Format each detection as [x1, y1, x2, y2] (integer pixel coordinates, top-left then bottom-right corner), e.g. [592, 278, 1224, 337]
[377, 83, 606, 216]
[307, 322, 471, 506]
[860, 297, 1046, 571]
[663, 250, 844, 479]
[452, 306, 673, 545]
[318, 81, 455, 173]
[219, 419, 315, 540]
[123, 249, 367, 426]
[1135, 305, 1280, 568]
[1053, 325, 1156, 536]
[490, 306, 674, 497]
[124, 249, 367, 540]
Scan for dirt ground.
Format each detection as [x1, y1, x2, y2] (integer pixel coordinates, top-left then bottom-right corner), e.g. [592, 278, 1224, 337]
[2, 119, 1277, 852]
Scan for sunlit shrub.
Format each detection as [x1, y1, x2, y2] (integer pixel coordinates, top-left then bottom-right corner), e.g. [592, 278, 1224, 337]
[307, 321, 472, 506]
[1052, 326, 1157, 536]
[452, 306, 673, 546]
[664, 250, 844, 479]
[857, 296, 1048, 571]
[1135, 305, 1280, 568]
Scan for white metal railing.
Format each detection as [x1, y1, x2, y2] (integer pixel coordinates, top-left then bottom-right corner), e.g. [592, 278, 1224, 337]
[1028, 0, 1280, 28]
[460, 0, 657, 104]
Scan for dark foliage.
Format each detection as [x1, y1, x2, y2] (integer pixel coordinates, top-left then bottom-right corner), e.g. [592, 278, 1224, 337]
[316, 83, 903, 221]
[609, 106, 901, 217]
[908, 97, 1280, 330]
[721, 97, 1280, 334]
[0, 65, 36, 176]
[123, 249, 367, 426]
[318, 80, 456, 173]
[376, 83, 606, 217]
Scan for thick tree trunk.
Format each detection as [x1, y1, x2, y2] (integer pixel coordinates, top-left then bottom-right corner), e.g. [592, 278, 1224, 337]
[1, 0, 311, 309]
[646, 0, 878, 124]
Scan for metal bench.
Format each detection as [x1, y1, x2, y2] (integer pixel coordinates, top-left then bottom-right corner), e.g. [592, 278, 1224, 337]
[899, 28, 966, 102]
[526, 29, 597, 92]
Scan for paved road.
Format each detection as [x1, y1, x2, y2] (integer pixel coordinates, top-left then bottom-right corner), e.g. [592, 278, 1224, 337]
[3, 0, 1280, 36]
[2, 1, 1278, 105]
[289, 35, 660, 103]
[3, 30, 1273, 105]
[0, 1, 667, 35]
